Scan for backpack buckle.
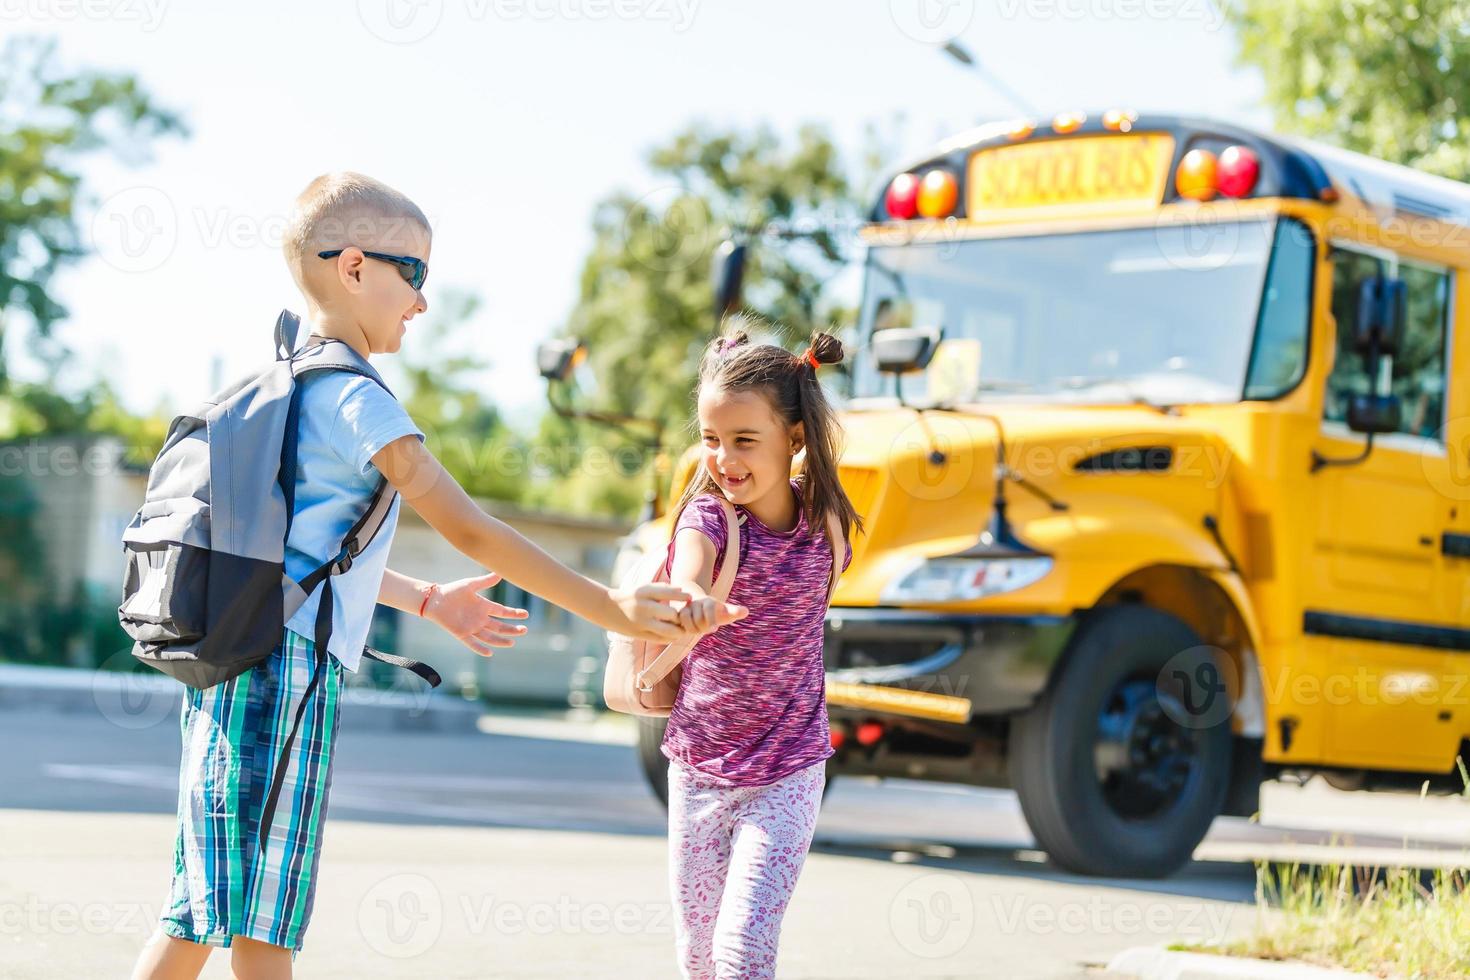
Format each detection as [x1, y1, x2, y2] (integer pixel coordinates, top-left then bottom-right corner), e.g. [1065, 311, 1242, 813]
[333, 548, 354, 574]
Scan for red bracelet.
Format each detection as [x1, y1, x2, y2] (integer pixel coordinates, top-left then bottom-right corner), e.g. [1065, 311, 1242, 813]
[417, 582, 439, 617]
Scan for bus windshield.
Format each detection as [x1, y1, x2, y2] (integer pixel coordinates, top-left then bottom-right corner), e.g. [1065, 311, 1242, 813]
[852, 217, 1312, 406]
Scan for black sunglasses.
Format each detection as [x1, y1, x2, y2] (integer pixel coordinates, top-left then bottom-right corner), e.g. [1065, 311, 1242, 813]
[318, 248, 428, 291]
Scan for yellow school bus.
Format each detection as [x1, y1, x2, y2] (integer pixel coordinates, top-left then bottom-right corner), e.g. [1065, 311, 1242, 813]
[619, 112, 1470, 878]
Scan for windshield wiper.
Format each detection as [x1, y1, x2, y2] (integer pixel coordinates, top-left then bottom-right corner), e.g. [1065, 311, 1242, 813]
[1050, 375, 1176, 413]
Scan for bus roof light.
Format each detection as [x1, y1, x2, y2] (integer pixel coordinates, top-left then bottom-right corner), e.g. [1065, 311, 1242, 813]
[1102, 109, 1136, 132]
[1217, 145, 1260, 197]
[1175, 148, 1218, 201]
[886, 173, 920, 220]
[916, 169, 958, 218]
[1052, 111, 1085, 134]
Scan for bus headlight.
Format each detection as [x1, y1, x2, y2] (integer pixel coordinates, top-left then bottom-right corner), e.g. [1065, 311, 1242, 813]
[880, 555, 1053, 603]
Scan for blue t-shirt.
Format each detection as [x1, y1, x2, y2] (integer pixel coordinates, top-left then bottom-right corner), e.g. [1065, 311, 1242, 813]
[283, 360, 423, 671]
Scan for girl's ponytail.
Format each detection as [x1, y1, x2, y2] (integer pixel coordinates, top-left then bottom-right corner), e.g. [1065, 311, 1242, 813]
[793, 331, 864, 543]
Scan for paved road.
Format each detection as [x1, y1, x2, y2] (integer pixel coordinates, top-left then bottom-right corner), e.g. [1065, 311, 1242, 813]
[3, 702, 1467, 979]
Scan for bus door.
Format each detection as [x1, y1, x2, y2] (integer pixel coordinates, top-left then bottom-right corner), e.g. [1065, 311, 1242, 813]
[1303, 242, 1461, 771]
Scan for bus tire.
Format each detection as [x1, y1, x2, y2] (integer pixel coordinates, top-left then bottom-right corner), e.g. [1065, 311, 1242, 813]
[1009, 605, 1232, 878]
[637, 716, 671, 806]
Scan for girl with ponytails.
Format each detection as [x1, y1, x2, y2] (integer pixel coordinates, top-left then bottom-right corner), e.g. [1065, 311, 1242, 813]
[661, 327, 864, 980]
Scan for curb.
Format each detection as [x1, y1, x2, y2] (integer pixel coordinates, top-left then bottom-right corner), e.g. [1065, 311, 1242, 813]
[1107, 947, 1379, 979]
[0, 663, 483, 733]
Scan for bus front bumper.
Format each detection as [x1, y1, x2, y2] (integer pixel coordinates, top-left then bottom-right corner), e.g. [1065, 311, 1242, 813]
[822, 608, 1076, 722]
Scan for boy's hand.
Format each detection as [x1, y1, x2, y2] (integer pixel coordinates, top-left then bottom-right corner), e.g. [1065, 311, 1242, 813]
[609, 584, 747, 642]
[424, 572, 529, 658]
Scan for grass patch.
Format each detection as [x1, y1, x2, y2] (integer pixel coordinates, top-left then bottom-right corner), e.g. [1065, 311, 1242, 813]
[1198, 862, 1470, 978]
[1184, 765, 1470, 978]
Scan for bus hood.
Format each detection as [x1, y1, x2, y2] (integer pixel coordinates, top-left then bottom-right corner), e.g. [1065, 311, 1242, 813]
[830, 402, 1236, 608]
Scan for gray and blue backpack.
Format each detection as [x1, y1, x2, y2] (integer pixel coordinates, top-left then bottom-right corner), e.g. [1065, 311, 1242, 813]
[118, 309, 438, 845]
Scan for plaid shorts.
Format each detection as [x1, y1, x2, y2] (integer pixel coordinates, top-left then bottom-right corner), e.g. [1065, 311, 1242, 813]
[159, 627, 344, 952]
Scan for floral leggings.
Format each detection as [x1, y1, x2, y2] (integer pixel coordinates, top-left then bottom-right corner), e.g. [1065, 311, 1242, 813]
[667, 759, 825, 980]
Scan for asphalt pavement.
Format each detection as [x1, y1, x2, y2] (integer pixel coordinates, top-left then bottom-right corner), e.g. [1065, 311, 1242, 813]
[3, 696, 1468, 979]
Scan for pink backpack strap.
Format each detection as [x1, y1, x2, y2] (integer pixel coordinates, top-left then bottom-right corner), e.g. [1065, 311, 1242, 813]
[636, 496, 742, 691]
[823, 509, 846, 603]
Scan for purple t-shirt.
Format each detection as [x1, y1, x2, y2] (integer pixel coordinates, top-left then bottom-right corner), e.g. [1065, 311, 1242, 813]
[660, 480, 852, 786]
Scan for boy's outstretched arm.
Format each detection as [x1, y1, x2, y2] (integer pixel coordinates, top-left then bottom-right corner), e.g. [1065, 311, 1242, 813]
[379, 568, 530, 658]
[371, 434, 746, 642]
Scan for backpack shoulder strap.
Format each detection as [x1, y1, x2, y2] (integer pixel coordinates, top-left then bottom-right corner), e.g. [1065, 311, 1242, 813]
[291, 474, 397, 598]
[289, 334, 395, 396]
[707, 496, 742, 601]
[277, 311, 401, 547]
[635, 496, 743, 691]
[275, 309, 301, 361]
[823, 509, 846, 603]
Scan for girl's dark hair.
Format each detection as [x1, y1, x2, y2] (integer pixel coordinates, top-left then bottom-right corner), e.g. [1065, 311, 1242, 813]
[673, 323, 865, 546]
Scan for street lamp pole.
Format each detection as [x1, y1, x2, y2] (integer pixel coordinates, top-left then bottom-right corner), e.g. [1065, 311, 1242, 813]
[940, 39, 1041, 119]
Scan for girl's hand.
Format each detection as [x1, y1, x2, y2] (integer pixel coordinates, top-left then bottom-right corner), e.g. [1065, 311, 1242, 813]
[675, 597, 726, 634]
[608, 584, 749, 642]
[423, 572, 530, 658]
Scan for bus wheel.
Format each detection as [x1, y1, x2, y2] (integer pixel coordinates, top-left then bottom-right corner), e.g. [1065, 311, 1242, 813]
[636, 716, 671, 806]
[1008, 605, 1231, 878]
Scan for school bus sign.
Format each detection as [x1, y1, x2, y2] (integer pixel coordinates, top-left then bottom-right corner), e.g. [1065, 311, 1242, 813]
[967, 131, 1175, 219]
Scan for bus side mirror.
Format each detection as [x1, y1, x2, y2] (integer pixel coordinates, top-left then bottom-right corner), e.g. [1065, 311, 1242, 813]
[537, 337, 586, 382]
[712, 240, 747, 320]
[1354, 276, 1406, 358]
[1344, 275, 1405, 436]
[873, 326, 942, 374]
[1346, 393, 1402, 435]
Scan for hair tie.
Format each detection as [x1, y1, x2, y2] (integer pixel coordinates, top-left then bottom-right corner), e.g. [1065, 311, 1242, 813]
[802, 347, 820, 371]
[715, 337, 734, 354]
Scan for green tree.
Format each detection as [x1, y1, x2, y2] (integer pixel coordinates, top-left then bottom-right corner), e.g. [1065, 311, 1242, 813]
[1227, 1, 1470, 179]
[527, 122, 871, 519]
[0, 38, 183, 668]
[396, 289, 528, 502]
[0, 36, 185, 390]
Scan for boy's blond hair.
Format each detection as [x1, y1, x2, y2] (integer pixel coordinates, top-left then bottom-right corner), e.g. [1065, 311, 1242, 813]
[284, 171, 430, 297]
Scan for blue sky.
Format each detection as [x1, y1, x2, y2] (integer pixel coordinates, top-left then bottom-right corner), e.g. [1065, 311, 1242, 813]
[19, 0, 1266, 431]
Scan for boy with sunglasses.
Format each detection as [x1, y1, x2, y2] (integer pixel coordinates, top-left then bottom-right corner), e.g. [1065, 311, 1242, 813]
[131, 171, 748, 980]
